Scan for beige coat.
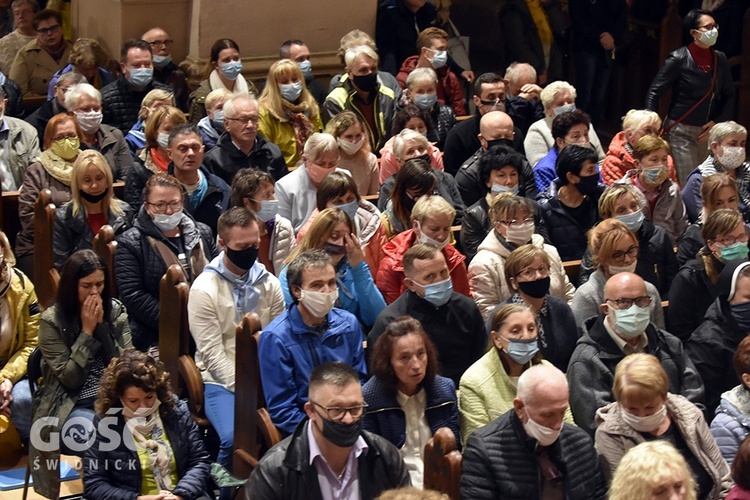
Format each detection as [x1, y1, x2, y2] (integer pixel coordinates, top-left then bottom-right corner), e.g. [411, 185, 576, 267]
[9, 39, 71, 97]
[595, 393, 733, 498]
[468, 232, 575, 320]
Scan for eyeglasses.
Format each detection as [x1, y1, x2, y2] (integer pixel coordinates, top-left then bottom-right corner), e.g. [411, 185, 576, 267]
[498, 217, 534, 227]
[697, 23, 718, 31]
[611, 244, 639, 263]
[51, 133, 78, 142]
[715, 234, 749, 246]
[516, 264, 549, 281]
[478, 99, 504, 111]
[147, 200, 183, 213]
[225, 115, 259, 126]
[311, 401, 368, 421]
[148, 39, 174, 48]
[606, 296, 652, 309]
[36, 24, 59, 35]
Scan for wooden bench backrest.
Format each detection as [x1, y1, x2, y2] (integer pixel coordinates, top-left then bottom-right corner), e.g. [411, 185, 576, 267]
[423, 427, 463, 499]
[159, 264, 190, 396]
[92, 225, 118, 298]
[33, 189, 56, 310]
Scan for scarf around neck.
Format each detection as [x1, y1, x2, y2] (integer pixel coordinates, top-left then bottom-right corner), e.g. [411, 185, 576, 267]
[282, 99, 314, 157]
[39, 149, 76, 185]
[209, 69, 250, 95]
[122, 399, 174, 491]
[205, 254, 269, 321]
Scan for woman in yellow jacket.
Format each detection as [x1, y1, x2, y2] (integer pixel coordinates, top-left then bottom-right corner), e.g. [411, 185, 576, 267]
[258, 59, 323, 169]
[0, 230, 40, 442]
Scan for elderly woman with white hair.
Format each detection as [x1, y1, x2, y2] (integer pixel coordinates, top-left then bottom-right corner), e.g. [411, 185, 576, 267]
[523, 81, 605, 167]
[380, 128, 444, 184]
[324, 44, 397, 151]
[67, 83, 133, 181]
[683, 120, 749, 223]
[403, 67, 455, 148]
[275, 132, 346, 233]
[601, 109, 679, 185]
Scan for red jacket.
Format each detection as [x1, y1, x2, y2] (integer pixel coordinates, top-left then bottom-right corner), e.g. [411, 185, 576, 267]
[396, 56, 467, 116]
[376, 229, 471, 304]
[601, 131, 679, 186]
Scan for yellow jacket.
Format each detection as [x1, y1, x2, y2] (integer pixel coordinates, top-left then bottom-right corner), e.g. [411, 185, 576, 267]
[0, 268, 39, 384]
[258, 106, 323, 169]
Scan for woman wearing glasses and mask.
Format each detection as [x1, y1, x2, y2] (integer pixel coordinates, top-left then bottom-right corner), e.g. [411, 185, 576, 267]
[595, 354, 731, 498]
[363, 316, 459, 487]
[115, 173, 217, 352]
[469, 193, 574, 320]
[571, 218, 664, 327]
[458, 303, 574, 444]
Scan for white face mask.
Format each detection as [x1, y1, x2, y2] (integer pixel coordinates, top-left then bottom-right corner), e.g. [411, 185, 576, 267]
[300, 288, 338, 318]
[337, 136, 365, 156]
[717, 146, 746, 170]
[417, 221, 448, 249]
[152, 210, 182, 231]
[74, 110, 103, 134]
[608, 260, 637, 275]
[505, 222, 535, 246]
[157, 132, 170, 149]
[523, 414, 561, 447]
[620, 404, 667, 433]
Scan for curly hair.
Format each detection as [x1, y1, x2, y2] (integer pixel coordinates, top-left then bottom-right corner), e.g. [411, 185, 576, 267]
[369, 316, 439, 393]
[95, 349, 174, 416]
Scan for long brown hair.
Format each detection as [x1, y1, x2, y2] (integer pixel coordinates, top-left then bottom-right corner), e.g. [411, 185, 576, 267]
[284, 208, 352, 264]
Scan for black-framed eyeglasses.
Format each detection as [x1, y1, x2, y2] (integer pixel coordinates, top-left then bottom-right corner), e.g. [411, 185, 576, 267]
[478, 98, 504, 110]
[148, 39, 174, 48]
[147, 200, 183, 213]
[611, 244, 639, 263]
[311, 401, 368, 421]
[606, 296, 652, 309]
[36, 24, 59, 35]
[696, 23, 718, 31]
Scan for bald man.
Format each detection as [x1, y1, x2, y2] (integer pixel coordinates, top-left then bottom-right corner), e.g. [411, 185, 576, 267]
[141, 27, 188, 110]
[568, 272, 705, 435]
[461, 365, 607, 499]
[455, 110, 537, 207]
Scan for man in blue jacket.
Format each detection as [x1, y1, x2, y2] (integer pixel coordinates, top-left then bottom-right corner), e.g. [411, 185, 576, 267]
[259, 249, 367, 435]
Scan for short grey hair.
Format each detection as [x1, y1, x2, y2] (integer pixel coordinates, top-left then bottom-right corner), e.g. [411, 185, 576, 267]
[504, 62, 536, 85]
[516, 364, 567, 404]
[65, 83, 101, 110]
[286, 249, 333, 303]
[11, 0, 39, 10]
[393, 129, 429, 160]
[56, 71, 87, 89]
[303, 133, 339, 163]
[540, 81, 577, 110]
[406, 67, 438, 89]
[709, 121, 747, 150]
[222, 94, 257, 119]
[344, 44, 379, 69]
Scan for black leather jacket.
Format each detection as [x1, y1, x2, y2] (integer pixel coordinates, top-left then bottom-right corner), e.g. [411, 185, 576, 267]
[645, 46, 734, 127]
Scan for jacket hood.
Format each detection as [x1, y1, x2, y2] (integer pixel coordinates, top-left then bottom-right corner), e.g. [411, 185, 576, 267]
[606, 131, 631, 161]
[717, 385, 750, 425]
[382, 229, 466, 272]
[357, 199, 382, 243]
[133, 205, 203, 248]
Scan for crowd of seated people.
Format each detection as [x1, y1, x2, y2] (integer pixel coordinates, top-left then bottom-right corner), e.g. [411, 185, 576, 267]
[0, 3, 749, 499]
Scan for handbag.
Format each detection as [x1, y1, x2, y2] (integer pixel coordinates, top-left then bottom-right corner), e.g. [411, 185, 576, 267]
[661, 50, 718, 137]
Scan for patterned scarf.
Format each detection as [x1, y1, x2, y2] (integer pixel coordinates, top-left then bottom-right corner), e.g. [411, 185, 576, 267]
[282, 99, 314, 159]
[38, 149, 76, 185]
[122, 399, 174, 491]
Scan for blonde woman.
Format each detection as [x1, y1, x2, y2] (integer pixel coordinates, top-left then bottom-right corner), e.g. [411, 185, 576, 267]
[278, 207, 386, 326]
[258, 59, 323, 169]
[324, 110, 379, 195]
[196, 88, 233, 150]
[52, 150, 132, 269]
[596, 353, 731, 497]
[609, 441, 698, 500]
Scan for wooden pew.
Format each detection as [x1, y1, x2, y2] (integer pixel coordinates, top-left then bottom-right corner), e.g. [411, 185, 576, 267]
[563, 259, 582, 288]
[233, 312, 282, 482]
[423, 427, 463, 499]
[1, 189, 20, 249]
[33, 189, 57, 310]
[159, 264, 191, 396]
[737, 7, 750, 130]
[92, 225, 118, 298]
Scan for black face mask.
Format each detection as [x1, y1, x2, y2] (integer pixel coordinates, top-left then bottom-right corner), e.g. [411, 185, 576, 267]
[225, 246, 258, 271]
[315, 415, 362, 448]
[486, 138, 514, 151]
[80, 190, 107, 203]
[352, 73, 378, 93]
[323, 242, 347, 255]
[517, 276, 550, 299]
[402, 195, 417, 213]
[576, 173, 600, 196]
[415, 153, 431, 164]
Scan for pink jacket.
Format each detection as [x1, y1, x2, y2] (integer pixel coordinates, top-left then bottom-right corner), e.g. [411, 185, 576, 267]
[379, 136, 444, 184]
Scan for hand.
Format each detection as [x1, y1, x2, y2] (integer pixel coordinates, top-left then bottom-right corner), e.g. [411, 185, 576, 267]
[518, 83, 543, 101]
[698, 121, 716, 142]
[137, 495, 167, 500]
[160, 491, 183, 500]
[81, 294, 103, 335]
[344, 233, 365, 269]
[0, 379, 12, 416]
[600, 32, 615, 51]
[460, 70, 475, 84]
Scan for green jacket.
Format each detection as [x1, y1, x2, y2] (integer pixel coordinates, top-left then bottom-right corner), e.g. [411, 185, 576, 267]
[4, 116, 41, 190]
[0, 267, 39, 384]
[30, 300, 131, 499]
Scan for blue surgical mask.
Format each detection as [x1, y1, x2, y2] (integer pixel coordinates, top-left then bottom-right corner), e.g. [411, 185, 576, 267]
[152, 54, 172, 68]
[280, 81, 303, 102]
[213, 110, 225, 129]
[616, 209, 644, 233]
[611, 304, 650, 339]
[336, 199, 359, 222]
[413, 93, 438, 110]
[255, 199, 279, 222]
[503, 336, 539, 365]
[128, 67, 153, 88]
[491, 183, 519, 196]
[298, 60, 312, 79]
[428, 50, 448, 69]
[553, 103, 576, 116]
[415, 277, 452, 307]
[220, 61, 243, 80]
[718, 241, 749, 262]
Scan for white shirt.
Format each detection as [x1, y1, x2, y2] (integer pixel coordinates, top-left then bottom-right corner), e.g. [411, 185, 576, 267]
[396, 388, 432, 488]
[275, 166, 349, 233]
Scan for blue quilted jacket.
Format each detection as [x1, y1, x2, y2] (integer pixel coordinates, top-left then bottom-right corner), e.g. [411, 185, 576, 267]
[710, 385, 750, 467]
